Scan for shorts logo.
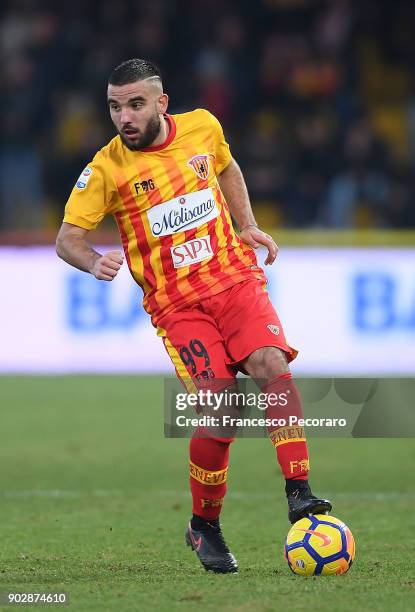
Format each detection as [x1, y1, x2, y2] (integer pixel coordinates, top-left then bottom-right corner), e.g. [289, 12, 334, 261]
[171, 235, 213, 268]
[267, 324, 279, 335]
[187, 154, 211, 180]
[76, 167, 93, 189]
[147, 187, 219, 237]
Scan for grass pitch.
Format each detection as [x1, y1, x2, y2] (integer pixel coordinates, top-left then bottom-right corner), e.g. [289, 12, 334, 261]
[0, 376, 414, 611]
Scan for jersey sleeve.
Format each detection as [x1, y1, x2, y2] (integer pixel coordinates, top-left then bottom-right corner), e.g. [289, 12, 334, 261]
[205, 111, 232, 174]
[63, 154, 117, 230]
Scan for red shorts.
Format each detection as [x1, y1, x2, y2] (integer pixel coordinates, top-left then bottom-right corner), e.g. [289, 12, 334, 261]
[157, 278, 297, 389]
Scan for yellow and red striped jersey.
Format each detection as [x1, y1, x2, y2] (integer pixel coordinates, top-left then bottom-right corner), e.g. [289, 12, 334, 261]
[64, 109, 266, 325]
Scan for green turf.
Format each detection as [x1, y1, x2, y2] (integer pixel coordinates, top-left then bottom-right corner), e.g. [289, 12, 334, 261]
[0, 376, 414, 611]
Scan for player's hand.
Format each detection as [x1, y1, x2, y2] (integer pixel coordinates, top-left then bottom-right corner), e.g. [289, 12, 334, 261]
[239, 226, 278, 265]
[90, 250, 124, 281]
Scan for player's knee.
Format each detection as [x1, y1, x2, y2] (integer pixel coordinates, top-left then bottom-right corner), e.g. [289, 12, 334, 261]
[262, 346, 290, 378]
[244, 346, 290, 380]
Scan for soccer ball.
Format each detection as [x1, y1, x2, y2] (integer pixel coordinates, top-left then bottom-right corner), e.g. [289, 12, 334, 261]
[284, 514, 355, 576]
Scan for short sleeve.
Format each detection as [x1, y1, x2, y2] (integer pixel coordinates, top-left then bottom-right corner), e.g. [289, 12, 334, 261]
[63, 155, 116, 230]
[206, 111, 232, 174]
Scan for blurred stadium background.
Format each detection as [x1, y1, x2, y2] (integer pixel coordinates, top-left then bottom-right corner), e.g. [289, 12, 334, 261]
[0, 0, 414, 375]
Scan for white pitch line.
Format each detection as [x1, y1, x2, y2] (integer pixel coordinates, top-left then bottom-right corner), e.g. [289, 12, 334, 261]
[154, 490, 415, 501]
[0, 489, 123, 499]
[0, 490, 414, 500]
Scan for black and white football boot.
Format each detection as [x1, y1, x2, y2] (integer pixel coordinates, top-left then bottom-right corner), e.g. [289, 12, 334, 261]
[185, 518, 238, 574]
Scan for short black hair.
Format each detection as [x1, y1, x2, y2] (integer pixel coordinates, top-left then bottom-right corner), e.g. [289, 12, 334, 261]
[108, 59, 162, 86]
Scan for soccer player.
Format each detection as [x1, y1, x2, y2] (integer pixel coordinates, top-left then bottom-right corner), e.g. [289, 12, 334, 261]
[56, 59, 332, 574]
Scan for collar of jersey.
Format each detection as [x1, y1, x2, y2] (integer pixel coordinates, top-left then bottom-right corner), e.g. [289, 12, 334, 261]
[141, 114, 176, 152]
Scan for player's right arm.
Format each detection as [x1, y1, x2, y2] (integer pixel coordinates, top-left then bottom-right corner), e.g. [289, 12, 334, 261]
[56, 155, 123, 281]
[56, 223, 123, 281]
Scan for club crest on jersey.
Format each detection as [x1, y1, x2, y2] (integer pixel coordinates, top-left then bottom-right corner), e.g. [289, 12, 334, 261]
[187, 154, 211, 180]
[267, 324, 280, 335]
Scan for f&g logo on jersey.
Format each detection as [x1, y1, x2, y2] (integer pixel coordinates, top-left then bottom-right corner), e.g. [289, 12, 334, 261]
[134, 179, 155, 194]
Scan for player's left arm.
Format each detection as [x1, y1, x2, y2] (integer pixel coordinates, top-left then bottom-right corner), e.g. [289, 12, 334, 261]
[217, 158, 278, 265]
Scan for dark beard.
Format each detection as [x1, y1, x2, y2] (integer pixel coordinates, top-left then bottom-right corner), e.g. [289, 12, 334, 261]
[119, 114, 161, 151]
